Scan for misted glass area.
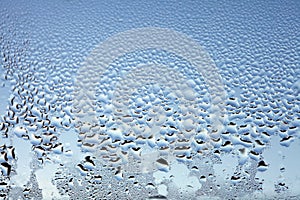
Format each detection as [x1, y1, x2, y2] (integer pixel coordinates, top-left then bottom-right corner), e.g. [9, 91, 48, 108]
[0, 0, 299, 199]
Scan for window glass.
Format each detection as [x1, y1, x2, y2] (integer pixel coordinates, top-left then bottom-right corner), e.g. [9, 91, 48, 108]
[0, 0, 299, 199]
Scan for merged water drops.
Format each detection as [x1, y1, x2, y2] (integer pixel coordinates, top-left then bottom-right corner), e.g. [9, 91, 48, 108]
[0, 0, 299, 199]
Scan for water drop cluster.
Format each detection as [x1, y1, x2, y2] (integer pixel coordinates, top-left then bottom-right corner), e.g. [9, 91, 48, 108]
[0, 0, 299, 199]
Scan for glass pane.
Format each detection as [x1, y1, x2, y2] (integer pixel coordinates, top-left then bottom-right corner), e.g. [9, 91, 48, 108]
[0, 0, 299, 199]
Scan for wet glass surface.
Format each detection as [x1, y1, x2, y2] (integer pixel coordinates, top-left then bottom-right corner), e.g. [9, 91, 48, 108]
[0, 0, 299, 199]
